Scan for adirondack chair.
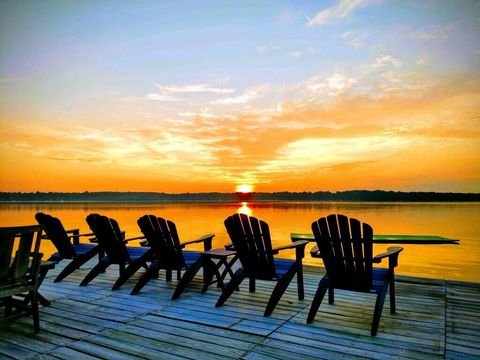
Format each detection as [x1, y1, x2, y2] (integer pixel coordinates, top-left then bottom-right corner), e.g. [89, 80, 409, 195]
[308, 214, 403, 336]
[133, 214, 214, 296]
[81, 214, 153, 289]
[35, 212, 102, 282]
[216, 213, 308, 316]
[0, 225, 43, 332]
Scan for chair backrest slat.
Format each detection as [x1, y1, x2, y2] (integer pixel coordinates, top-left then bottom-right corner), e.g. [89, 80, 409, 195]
[225, 213, 276, 279]
[350, 218, 365, 282]
[137, 215, 186, 270]
[0, 225, 43, 283]
[0, 231, 15, 281]
[312, 214, 373, 291]
[338, 214, 355, 275]
[35, 213, 76, 258]
[86, 214, 129, 263]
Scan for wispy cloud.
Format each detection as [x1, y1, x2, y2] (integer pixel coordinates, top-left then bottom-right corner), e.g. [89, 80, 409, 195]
[211, 85, 269, 105]
[307, 0, 375, 26]
[123, 82, 235, 103]
[154, 83, 234, 94]
[408, 23, 453, 42]
[341, 29, 370, 49]
[288, 47, 316, 58]
[256, 45, 281, 54]
[368, 55, 403, 70]
[2, 70, 479, 192]
[146, 93, 179, 102]
[307, 72, 357, 96]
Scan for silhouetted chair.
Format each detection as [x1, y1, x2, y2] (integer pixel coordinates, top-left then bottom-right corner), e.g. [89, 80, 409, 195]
[216, 213, 308, 316]
[131, 214, 214, 296]
[81, 214, 153, 289]
[0, 225, 43, 332]
[308, 214, 403, 336]
[35, 212, 101, 282]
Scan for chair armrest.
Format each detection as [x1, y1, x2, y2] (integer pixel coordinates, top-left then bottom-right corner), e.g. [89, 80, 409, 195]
[139, 240, 149, 247]
[89, 237, 98, 243]
[272, 240, 309, 261]
[310, 244, 322, 258]
[179, 234, 215, 251]
[66, 228, 95, 244]
[373, 246, 403, 268]
[224, 242, 235, 251]
[67, 232, 94, 238]
[65, 228, 80, 244]
[123, 235, 146, 243]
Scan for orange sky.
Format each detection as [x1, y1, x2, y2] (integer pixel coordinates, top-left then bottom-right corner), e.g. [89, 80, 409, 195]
[1, 1, 479, 193]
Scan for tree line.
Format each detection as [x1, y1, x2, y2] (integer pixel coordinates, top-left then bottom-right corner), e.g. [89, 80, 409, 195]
[0, 190, 478, 202]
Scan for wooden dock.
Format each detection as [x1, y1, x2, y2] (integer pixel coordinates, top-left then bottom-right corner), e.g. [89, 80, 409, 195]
[1, 260, 479, 359]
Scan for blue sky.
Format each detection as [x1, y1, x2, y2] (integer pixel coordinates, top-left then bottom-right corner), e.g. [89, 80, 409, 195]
[1, 0, 479, 192]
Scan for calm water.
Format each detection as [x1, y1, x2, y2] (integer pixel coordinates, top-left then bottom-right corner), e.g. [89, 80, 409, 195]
[1, 202, 479, 282]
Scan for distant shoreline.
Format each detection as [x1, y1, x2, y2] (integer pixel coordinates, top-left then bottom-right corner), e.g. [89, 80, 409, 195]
[0, 190, 479, 203]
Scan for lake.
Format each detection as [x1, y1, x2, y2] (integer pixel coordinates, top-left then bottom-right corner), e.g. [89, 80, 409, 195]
[1, 201, 479, 282]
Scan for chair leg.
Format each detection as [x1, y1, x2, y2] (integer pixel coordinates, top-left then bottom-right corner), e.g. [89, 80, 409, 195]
[297, 262, 304, 300]
[201, 258, 222, 292]
[249, 277, 256, 292]
[98, 249, 106, 272]
[219, 255, 238, 281]
[131, 265, 159, 295]
[371, 282, 389, 336]
[54, 259, 81, 282]
[216, 269, 245, 308]
[307, 277, 329, 323]
[119, 263, 125, 276]
[218, 256, 239, 291]
[32, 290, 40, 333]
[55, 247, 100, 282]
[328, 286, 334, 304]
[112, 252, 152, 290]
[80, 261, 110, 286]
[390, 273, 396, 314]
[171, 258, 203, 300]
[4, 296, 13, 316]
[265, 262, 299, 316]
[38, 293, 51, 307]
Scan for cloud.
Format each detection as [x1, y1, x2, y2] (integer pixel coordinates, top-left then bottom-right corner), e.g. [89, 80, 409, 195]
[178, 108, 219, 119]
[288, 47, 316, 58]
[307, 0, 375, 26]
[154, 83, 234, 94]
[307, 72, 357, 96]
[211, 85, 269, 105]
[368, 55, 403, 70]
[2, 67, 479, 192]
[256, 45, 281, 54]
[146, 93, 179, 102]
[408, 24, 453, 42]
[341, 30, 370, 49]
[123, 82, 235, 103]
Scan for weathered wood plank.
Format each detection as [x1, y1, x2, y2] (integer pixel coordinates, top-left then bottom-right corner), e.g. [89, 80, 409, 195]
[0, 338, 39, 359]
[47, 346, 105, 360]
[1, 262, 479, 360]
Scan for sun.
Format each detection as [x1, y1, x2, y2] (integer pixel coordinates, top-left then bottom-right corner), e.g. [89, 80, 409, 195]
[236, 184, 253, 193]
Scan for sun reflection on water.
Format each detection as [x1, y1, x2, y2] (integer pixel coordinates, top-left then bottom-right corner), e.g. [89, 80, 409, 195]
[237, 202, 252, 216]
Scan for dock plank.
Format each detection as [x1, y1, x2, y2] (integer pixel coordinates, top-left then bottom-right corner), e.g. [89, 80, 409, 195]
[0, 259, 478, 359]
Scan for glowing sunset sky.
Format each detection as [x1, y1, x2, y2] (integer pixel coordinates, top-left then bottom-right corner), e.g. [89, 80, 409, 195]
[1, 1, 479, 193]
